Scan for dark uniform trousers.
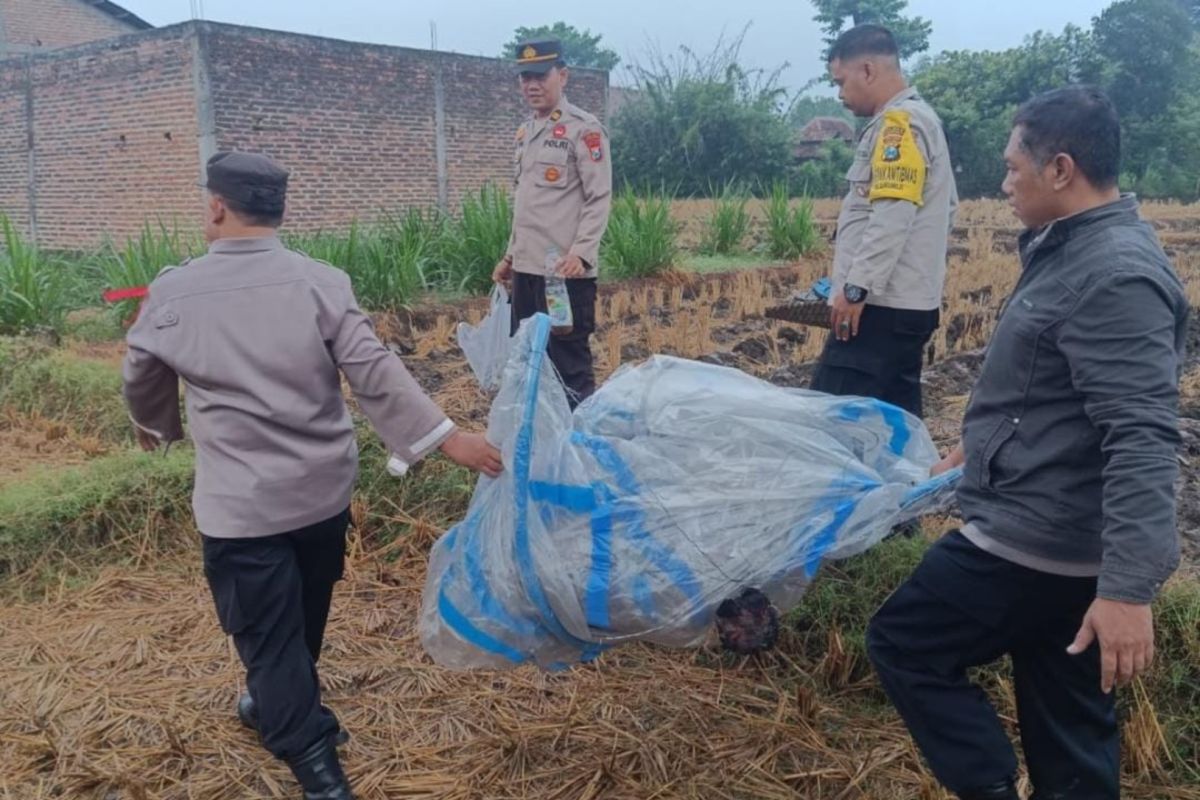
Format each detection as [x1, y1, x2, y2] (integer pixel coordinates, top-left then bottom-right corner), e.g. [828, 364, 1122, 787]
[510, 272, 597, 409]
[810, 304, 939, 418]
[202, 508, 350, 760]
[867, 531, 1119, 799]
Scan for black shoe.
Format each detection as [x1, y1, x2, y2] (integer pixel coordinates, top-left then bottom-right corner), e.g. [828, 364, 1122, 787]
[287, 736, 355, 800]
[236, 692, 350, 747]
[959, 777, 1020, 800]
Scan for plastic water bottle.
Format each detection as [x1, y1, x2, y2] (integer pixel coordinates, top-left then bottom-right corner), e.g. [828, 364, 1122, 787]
[544, 246, 574, 335]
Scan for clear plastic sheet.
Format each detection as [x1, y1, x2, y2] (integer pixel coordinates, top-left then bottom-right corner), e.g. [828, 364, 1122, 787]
[424, 313, 962, 670]
[456, 285, 512, 391]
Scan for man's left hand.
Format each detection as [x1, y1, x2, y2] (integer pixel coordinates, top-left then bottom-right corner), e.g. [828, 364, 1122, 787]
[1067, 597, 1155, 694]
[556, 254, 587, 278]
[135, 427, 161, 452]
[830, 289, 866, 342]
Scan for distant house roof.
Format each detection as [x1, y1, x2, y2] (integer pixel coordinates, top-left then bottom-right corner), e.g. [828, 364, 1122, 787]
[81, 0, 154, 31]
[794, 116, 855, 161]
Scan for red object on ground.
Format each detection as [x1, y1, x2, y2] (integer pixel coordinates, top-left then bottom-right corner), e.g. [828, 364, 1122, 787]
[102, 286, 149, 303]
[102, 286, 149, 327]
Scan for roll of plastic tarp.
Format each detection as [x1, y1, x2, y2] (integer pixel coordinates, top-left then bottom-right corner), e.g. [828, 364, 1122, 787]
[421, 313, 961, 670]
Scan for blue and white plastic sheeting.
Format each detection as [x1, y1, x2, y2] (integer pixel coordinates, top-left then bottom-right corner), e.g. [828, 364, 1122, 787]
[421, 313, 961, 670]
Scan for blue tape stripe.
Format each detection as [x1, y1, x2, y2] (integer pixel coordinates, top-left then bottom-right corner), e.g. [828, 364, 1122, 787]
[585, 501, 615, 628]
[438, 585, 527, 664]
[461, 512, 539, 638]
[528, 481, 597, 513]
[900, 466, 962, 509]
[574, 433, 704, 606]
[837, 399, 911, 455]
[804, 496, 859, 579]
[571, 432, 640, 494]
[512, 314, 591, 654]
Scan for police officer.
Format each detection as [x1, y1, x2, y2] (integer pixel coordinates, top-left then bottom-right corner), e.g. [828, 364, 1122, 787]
[492, 39, 613, 408]
[122, 152, 502, 800]
[810, 24, 958, 419]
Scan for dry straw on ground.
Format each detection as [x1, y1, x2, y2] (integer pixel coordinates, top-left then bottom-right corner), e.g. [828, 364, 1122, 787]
[2, 199, 1199, 799]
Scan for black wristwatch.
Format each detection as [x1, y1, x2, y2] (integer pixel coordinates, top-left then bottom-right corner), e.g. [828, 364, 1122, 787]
[844, 283, 868, 304]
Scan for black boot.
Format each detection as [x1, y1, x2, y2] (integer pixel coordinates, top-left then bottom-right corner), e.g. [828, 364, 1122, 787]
[959, 777, 1020, 800]
[287, 735, 356, 800]
[237, 692, 350, 747]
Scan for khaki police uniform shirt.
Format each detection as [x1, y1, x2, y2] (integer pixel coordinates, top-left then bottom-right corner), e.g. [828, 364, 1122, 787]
[122, 236, 453, 539]
[832, 87, 958, 311]
[507, 97, 612, 277]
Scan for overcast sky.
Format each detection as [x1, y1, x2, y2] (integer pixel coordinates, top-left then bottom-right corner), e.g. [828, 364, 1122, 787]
[121, 0, 1113, 92]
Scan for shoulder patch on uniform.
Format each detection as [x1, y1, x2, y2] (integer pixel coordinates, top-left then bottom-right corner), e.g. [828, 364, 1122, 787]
[515, 126, 526, 142]
[869, 110, 925, 206]
[583, 131, 604, 162]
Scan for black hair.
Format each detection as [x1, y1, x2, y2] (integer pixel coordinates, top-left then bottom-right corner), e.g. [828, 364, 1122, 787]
[218, 194, 284, 228]
[828, 24, 900, 64]
[1013, 86, 1121, 189]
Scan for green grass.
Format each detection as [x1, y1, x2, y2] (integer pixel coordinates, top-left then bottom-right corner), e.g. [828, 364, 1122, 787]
[699, 181, 751, 256]
[440, 184, 513, 295]
[0, 340, 130, 443]
[97, 222, 202, 322]
[601, 186, 680, 279]
[765, 181, 822, 261]
[0, 214, 69, 335]
[0, 448, 196, 586]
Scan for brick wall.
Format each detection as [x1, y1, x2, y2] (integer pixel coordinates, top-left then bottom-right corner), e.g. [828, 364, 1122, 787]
[0, 59, 30, 234]
[0, 26, 203, 248]
[0, 0, 143, 53]
[202, 24, 608, 230]
[0, 21, 610, 249]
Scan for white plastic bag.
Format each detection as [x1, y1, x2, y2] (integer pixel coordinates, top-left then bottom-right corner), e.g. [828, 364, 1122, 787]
[456, 285, 512, 391]
[422, 313, 962, 671]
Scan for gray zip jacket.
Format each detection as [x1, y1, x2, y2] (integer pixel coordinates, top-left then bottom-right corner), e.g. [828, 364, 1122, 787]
[122, 236, 454, 539]
[957, 196, 1187, 604]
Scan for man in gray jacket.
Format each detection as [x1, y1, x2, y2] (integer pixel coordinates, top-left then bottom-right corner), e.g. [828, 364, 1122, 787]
[123, 152, 502, 800]
[866, 88, 1186, 799]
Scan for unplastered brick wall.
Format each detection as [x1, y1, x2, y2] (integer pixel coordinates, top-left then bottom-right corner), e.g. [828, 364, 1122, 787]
[202, 24, 608, 231]
[0, 21, 609, 249]
[0, 0, 142, 53]
[0, 25, 203, 249]
[0, 60, 31, 234]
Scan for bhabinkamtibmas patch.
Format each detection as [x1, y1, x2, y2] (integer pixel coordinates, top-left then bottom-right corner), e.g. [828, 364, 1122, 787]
[869, 110, 926, 206]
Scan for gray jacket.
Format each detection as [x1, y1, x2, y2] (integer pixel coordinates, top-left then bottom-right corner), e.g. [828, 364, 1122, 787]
[957, 196, 1187, 604]
[122, 236, 454, 539]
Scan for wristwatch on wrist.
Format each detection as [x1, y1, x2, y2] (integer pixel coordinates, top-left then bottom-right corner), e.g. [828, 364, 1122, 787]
[844, 283, 868, 304]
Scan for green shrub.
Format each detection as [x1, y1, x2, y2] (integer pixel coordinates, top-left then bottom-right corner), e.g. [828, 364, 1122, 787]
[439, 184, 513, 295]
[97, 222, 201, 321]
[764, 182, 821, 260]
[601, 186, 679, 279]
[699, 181, 751, 255]
[0, 214, 69, 334]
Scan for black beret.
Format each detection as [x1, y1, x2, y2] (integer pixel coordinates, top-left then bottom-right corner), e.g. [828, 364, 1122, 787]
[203, 152, 288, 215]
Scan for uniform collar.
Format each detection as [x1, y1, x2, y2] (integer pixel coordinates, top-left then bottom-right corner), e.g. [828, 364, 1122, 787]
[530, 97, 571, 129]
[867, 87, 919, 127]
[208, 235, 285, 255]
